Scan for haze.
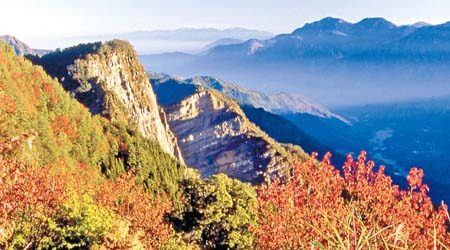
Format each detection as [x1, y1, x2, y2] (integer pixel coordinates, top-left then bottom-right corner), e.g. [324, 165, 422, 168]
[2, 0, 450, 49]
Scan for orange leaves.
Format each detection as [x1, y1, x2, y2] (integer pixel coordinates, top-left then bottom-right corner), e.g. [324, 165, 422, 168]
[42, 81, 59, 104]
[32, 70, 41, 80]
[407, 167, 424, 190]
[52, 115, 79, 140]
[0, 141, 68, 245]
[95, 171, 174, 249]
[0, 95, 16, 114]
[256, 151, 450, 249]
[42, 82, 53, 95]
[0, 136, 175, 249]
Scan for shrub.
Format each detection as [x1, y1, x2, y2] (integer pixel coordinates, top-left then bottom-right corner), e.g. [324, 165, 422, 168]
[256, 152, 450, 249]
[173, 174, 257, 250]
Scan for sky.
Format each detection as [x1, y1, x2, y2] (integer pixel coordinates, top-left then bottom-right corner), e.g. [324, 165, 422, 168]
[1, 0, 450, 49]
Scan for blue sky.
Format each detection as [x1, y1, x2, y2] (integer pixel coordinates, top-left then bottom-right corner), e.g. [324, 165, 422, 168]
[2, 0, 450, 47]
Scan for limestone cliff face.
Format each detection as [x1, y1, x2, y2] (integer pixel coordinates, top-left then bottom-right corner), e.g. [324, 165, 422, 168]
[164, 90, 305, 183]
[33, 40, 184, 162]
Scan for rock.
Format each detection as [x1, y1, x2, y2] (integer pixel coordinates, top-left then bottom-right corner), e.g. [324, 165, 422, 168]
[31, 40, 184, 163]
[164, 89, 306, 183]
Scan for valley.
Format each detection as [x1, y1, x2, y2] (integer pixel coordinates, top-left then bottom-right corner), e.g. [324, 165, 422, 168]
[1, 5, 450, 248]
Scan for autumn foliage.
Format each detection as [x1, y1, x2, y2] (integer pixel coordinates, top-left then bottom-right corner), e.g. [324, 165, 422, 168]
[0, 138, 174, 249]
[1, 40, 449, 249]
[0, 138, 67, 249]
[256, 152, 450, 249]
[95, 171, 174, 249]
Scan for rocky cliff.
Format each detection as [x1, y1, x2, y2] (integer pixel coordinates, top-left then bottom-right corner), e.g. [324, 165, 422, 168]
[164, 89, 307, 183]
[29, 40, 184, 162]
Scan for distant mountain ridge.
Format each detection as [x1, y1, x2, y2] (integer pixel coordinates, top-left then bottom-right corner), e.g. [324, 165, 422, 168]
[149, 73, 346, 121]
[200, 38, 243, 53]
[116, 27, 273, 41]
[0, 35, 35, 56]
[0, 35, 52, 56]
[140, 17, 450, 106]
[207, 17, 435, 59]
[66, 28, 273, 54]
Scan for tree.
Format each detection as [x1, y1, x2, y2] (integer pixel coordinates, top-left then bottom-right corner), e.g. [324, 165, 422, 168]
[173, 174, 257, 250]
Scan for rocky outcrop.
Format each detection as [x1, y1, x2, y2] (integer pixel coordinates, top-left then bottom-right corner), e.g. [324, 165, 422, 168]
[164, 89, 306, 183]
[32, 40, 184, 163]
[0, 35, 35, 56]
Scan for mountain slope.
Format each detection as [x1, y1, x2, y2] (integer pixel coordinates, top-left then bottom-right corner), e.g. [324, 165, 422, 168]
[0, 40, 185, 198]
[200, 38, 243, 53]
[185, 76, 346, 119]
[159, 87, 307, 183]
[28, 40, 184, 162]
[150, 74, 347, 161]
[0, 40, 188, 249]
[240, 105, 331, 156]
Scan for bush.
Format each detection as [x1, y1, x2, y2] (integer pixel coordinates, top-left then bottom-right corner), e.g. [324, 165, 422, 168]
[256, 152, 450, 249]
[173, 174, 257, 250]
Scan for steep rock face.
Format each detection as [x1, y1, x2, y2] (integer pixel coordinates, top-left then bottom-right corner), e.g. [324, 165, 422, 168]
[164, 90, 306, 183]
[31, 40, 184, 162]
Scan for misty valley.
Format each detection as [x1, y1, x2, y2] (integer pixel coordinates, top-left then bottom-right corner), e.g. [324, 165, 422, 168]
[1, 6, 449, 249]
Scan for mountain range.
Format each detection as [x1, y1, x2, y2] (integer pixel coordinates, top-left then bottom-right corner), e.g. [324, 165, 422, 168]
[7, 24, 450, 203]
[26, 40, 309, 185]
[60, 28, 273, 54]
[140, 17, 450, 106]
[1, 28, 449, 247]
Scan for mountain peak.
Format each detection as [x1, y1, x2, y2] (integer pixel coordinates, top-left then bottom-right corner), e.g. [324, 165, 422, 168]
[354, 17, 397, 29]
[316, 16, 348, 25]
[29, 40, 184, 162]
[411, 21, 431, 28]
[0, 35, 35, 56]
[293, 17, 351, 35]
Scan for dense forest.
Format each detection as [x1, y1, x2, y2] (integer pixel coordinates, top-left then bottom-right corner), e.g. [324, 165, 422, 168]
[0, 41, 449, 249]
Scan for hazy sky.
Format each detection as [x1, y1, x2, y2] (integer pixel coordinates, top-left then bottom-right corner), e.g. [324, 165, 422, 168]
[2, 0, 450, 48]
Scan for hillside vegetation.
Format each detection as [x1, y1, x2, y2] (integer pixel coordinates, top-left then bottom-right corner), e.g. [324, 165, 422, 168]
[1, 41, 449, 249]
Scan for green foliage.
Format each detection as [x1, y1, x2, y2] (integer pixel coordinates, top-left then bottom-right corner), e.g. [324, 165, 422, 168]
[37, 193, 117, 250]
[26, 42, 101, 85]
[0, 41, 109, 169]
[173, 174, 258, 250]
[102, 120, 185, 201]
[1, 40, 185, 202]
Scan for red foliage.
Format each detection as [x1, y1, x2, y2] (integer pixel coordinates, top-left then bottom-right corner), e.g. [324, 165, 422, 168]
[51, 115, 79, 140]
[0, 95, 16, 114]
[0, 139, 67, 247]
[0, 137, 175, 249]
[95, 171, 174, 249]
[32, 70, 41, 80]
[118, 142, 129, 153]
[256, 151, 450, 249]
[42, 82, 52, 95]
